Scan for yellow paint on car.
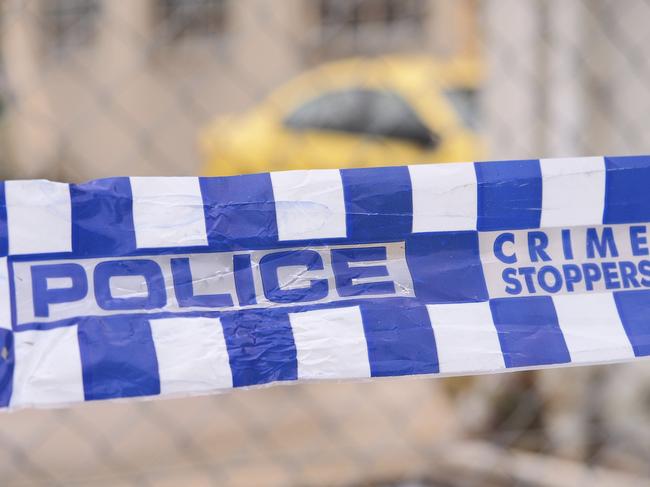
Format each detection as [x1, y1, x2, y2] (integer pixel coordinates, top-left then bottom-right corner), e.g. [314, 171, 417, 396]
[201, 56, 483, 176]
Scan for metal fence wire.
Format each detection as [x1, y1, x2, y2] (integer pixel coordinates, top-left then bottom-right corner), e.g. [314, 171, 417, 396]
[0, 0, 649, 486]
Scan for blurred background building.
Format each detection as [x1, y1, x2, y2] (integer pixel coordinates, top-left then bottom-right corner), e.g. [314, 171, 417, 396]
[0, 0, 478, 179]
[0, 1, 649, 486]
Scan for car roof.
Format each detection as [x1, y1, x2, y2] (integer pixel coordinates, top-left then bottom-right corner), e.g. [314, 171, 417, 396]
[264, 55, 481, 109]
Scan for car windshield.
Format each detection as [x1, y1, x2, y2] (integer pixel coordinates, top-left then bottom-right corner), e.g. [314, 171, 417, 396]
[284, 88, 438, 148]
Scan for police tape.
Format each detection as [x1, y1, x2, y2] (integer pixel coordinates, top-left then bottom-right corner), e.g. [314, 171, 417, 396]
[1, 155, 649, 409]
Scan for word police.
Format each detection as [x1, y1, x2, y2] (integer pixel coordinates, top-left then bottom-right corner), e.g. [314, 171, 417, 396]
[13, 243, 413, 325]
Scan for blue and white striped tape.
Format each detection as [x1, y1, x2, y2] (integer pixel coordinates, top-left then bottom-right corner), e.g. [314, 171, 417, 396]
[1, 155, 649, 409]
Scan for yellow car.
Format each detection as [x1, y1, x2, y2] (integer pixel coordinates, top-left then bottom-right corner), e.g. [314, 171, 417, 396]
[201, 56, 483, 176]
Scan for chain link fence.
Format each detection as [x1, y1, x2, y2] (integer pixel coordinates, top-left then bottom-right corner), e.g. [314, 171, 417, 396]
[0, 0, 649, 485]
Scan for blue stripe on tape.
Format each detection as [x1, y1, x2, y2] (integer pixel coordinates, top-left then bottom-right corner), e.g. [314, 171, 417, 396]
[406, 231, 488, 303]
[613, 290, 650, 357]
[475, 159, 542, 231]
[490, 296, 571, 368]
[220, 309, 297, 387]
[78, 316, 160, 401]
[341, 166, 412, 242]
[71, 178, 136, 257]
[200, 173, 278, 250]
[0, 182, 8, 257]
[0, 330, 13, 407]
[603, 155, 650, 224]
[360, 299, 438, 377]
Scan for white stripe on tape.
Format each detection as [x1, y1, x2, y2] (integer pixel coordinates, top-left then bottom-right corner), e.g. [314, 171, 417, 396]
[11, 325, 84, 407]
[409, 162, 477, 232]
[289, 306, 370, 380]
[552, 293, 635, 363]
[131, 176, 208, 249]
[271, 169, 347, 241]
[150, 316, 233, 394]
[427, 302, 505, 374]
[6, 180, 72, 255]
[540, 156, 606, 227]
